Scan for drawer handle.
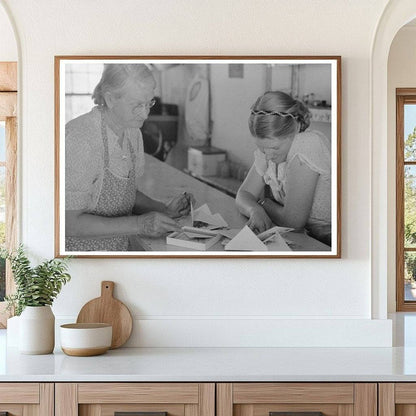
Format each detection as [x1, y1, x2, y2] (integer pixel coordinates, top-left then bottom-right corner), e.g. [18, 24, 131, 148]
[115, 412, 167, 416]
[270, 413, 324, 416]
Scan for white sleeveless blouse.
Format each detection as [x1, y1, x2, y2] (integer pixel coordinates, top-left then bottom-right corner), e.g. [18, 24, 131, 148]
[253, 130, 331, 227]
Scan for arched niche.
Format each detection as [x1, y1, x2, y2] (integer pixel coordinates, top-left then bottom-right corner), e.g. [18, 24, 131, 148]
[0, 2, 17, 61]
[0, 0, 19, 328]
[371, 0, 416, 319]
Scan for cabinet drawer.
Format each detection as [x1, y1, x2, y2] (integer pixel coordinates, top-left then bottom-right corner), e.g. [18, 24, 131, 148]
[0, 383, 53, 416]
[56, 383, 215, 416]
[0, 383, 39, 403]
[78, 383, 200, 404]
[217, 383, 376, 416]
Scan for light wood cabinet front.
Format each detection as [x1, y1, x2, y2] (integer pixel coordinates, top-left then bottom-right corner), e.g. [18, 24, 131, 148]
[217, 383, 377, 416]
[0, 383, 53, 416]
[55, 383, 215, 416]
[378, 383, 416, 416]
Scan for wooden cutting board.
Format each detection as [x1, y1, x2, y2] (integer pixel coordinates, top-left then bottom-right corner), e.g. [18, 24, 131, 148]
[76, 281, 133, 349]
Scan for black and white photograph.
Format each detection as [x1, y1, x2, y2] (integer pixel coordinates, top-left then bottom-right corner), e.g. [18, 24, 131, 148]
[55, 56, 341, 258]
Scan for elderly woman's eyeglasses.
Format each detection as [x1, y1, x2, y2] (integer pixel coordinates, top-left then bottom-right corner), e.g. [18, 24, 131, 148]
[133, 98, 156, 113]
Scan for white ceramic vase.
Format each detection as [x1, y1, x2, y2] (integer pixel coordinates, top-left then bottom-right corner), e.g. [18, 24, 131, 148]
[19, 305, 55, 354]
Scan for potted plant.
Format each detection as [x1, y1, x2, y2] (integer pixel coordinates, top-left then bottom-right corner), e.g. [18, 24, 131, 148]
[1, 245, 71, 354]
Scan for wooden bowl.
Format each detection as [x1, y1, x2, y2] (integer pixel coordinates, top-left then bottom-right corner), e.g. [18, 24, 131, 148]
[60, 323, 112, 356]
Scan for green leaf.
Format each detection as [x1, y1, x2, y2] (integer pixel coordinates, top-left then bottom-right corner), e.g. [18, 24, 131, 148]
[4, 245, 72, 315]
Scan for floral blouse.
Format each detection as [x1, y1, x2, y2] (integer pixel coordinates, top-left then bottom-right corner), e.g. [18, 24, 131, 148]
[65, 107, 145, 211]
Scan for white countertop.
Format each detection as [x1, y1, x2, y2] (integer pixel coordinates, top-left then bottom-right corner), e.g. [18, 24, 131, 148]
[2, 330, 416, 382]
[2, 314, 416, 382]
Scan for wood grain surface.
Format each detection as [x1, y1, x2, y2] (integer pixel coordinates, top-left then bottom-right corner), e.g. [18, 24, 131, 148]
[395, 383, 416, 403]
[200, 383, 215, 416]
[233, 383, 354, 404]
[354, 384, 377, 416]
[55, 383, 78, 416]
[39, 383, 55, 416]
[76, 281, 133, 349]
[0, 62, 17, 92]
[77, 383, 199, 404]
[96, 403, 185, 416]
[0, 383, 39, 403]
[217, 384, 233, 416]
[0, 92, 16, 120]
[379, 383, 395, 416]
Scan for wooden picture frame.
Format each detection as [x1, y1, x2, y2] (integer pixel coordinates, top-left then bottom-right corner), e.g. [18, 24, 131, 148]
[55, 56, 341, 258]
[396, 88, 416, 311]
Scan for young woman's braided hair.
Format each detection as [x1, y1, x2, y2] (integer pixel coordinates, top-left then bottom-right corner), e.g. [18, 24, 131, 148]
[92, 64, 155, 107]
[248, 91, 311, 139]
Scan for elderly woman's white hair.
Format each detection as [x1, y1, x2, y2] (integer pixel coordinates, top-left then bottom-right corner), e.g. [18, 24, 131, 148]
[92, 64, 155, 107]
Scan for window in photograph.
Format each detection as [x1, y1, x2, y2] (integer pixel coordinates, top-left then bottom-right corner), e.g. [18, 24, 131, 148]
[397, 89, 416, 310]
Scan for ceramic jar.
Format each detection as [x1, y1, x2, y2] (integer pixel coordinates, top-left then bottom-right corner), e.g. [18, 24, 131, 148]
[19, 305, 55, 354]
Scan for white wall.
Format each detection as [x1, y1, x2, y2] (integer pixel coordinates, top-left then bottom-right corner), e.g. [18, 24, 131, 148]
[387, 25, 416, 312]
[0, 0, 393, 346]
[0, 4, 17, 61]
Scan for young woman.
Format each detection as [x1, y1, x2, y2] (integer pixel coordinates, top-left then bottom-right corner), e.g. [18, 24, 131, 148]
[236, 91, 331, 246]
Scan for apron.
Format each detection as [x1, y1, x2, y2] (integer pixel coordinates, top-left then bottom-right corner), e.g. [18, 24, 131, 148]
[66, 111, 137, 252]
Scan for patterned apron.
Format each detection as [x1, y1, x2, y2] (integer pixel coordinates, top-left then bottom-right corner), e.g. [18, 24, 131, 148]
[66, 112, 137, 251]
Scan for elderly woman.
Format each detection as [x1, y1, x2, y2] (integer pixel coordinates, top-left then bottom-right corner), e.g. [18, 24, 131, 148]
[65, 64, 191, 251]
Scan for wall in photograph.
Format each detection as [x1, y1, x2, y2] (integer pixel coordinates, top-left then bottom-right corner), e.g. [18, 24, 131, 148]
[210, 64, 264, 167]
[1, 0, 394, 347]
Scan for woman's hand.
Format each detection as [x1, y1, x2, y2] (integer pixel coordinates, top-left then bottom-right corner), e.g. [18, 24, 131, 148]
[137, 212, 180, 237]
[247, 205, 273, 234]
[165, 192, 195, 218]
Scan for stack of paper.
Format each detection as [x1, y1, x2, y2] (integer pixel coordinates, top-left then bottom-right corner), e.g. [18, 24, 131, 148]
[168, 203, 292, 252]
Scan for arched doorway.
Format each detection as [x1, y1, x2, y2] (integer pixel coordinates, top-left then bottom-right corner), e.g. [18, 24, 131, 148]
[371, 0, 416, 319]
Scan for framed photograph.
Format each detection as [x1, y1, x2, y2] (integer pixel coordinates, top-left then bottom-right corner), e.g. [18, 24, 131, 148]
[55, 56, 341, 258]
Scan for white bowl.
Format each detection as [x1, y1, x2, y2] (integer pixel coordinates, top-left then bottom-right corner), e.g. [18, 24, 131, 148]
[60, 323, 112, 356]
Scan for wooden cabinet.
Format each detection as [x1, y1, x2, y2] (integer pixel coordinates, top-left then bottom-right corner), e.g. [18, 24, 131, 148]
[55, 383, 215, 416]
[378, 383, 416, 416]
[0, 381, 384, 416]
[217, 383, 377, 416]
[0, 383, 53, 416]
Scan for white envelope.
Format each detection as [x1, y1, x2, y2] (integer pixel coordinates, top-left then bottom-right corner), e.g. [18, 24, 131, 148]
[193, 203, 229, 228]
[265, 230, 291, 251]
[224, 226, 268, 251]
